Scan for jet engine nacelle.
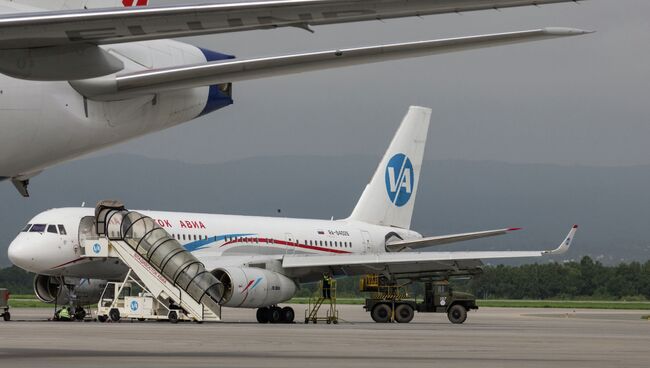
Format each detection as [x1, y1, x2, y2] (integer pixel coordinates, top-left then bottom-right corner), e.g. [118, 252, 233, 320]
[212, 267, 297, 308]
[34, 275, 107, 306]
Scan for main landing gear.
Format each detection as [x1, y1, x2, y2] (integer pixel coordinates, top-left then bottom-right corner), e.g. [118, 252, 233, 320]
[256, 306, 295, 324]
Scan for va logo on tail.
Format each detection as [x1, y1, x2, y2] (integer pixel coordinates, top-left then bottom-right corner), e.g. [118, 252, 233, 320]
[385, 153, 414, 207]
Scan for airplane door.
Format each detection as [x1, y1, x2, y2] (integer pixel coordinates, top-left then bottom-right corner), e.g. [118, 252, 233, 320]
[361, 231, 373, 253]
[285, 233, 295, 254]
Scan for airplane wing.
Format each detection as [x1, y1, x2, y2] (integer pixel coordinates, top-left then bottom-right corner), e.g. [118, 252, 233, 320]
[385, 227, 522, 252]
[70, 28, 590, 100]
[0, 0, 583, 49]
[281, 225, 577, 278]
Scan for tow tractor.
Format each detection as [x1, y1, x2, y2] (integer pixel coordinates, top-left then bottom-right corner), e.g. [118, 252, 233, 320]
[360, 275, 478, 324]
[96, 271, 192, 323]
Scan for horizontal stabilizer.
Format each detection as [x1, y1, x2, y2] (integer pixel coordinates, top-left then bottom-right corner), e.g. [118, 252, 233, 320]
[386, 227, 521, 252]
[71, 28, 591, 100]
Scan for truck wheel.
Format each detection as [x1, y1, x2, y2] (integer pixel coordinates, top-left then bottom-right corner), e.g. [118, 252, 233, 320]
[109, 309, 120, 322]
[74, 309, 87, 321]
[395, 304, 414, 323]
[447, 304, 467, 324]
[371, 303, 392, 323]
[281, 307, 295, 324]
[169, 311, 179, 324]
[98, 315, 108, 323]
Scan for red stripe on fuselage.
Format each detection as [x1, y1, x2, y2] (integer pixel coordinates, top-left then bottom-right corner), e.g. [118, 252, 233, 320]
[221, 237, 351, 254]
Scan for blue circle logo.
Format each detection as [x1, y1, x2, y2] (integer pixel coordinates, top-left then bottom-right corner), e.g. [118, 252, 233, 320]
[385, 153, 414, 207]
[92, 243, 101, 254]
[130, 300, 139, 311]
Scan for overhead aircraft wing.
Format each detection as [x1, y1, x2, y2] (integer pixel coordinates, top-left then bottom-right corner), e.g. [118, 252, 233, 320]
[385, 227, 522, 252]
[71, 28, 590, 100]
[281, 225, 577, 278]
[0, 0, 582, 49]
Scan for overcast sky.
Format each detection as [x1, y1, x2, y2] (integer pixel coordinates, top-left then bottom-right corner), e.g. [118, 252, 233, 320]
[97, 0, 649, 167]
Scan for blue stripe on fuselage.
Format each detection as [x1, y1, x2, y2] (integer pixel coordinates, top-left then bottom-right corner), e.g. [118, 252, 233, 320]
[184, 233, 254, 252]
[198, 48, 235, 117]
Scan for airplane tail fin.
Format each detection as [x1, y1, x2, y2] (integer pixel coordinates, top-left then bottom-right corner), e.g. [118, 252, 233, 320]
[348, 106, 431, 229]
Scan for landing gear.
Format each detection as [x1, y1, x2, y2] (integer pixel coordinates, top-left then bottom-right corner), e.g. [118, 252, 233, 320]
[281, 306, 295, 323]
[74, 308, 87, 321]
[256, 306, 295, 324]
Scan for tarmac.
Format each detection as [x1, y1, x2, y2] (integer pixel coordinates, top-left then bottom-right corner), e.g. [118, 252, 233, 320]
[0, 305, 648, 368]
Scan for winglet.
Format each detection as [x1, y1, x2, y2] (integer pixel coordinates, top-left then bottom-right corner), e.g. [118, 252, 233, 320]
[544, 225, 578, 255]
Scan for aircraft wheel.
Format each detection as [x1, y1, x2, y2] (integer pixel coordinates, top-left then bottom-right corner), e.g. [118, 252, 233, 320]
[256, 308, 270, 323]
[280, 307, 295, 324]
[109, 308, 120, 322]
[395, 304, 414, 324]
[371, 303, 392, 323]
[74, 309, 87, 321]
[447, 304, 467, 324]
[3, 312, 10, 321]
[169, 311, 179, 324]
[268, 307, 282, 324]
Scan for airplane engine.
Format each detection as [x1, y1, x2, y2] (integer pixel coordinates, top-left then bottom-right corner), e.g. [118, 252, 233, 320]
[212, 267, 297, 308]
[34, 275, 106, 305]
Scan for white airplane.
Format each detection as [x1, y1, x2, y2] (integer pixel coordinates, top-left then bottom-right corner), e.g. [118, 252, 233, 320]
[0, 0, 590, 197]
[8, 106, 578, 323]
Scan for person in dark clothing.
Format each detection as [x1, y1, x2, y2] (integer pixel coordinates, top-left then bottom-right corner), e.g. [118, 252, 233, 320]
[322, 274, 331, 299]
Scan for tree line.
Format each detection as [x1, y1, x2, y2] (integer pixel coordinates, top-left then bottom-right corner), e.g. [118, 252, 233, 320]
[2, 256, 650, 300]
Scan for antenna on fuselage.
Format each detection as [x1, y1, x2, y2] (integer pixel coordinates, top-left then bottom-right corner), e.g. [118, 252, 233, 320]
[81, 202, 86, 207]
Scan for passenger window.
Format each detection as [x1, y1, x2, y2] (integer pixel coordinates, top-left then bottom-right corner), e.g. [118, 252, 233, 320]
[182, 234, 186, 241]
[30, 224, 46, 233]
[22, 224, 32, 232]
[47, 225, 58, 234]
[57, 225, 67, 235]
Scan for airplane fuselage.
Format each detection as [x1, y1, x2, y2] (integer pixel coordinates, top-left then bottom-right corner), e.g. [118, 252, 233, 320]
[9, 207, 421, 281]
[0, 38, 231, 180]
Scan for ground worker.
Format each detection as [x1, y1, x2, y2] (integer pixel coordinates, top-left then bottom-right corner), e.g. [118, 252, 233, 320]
[56, 307, 71, 321]
[322, 274, 331, 299]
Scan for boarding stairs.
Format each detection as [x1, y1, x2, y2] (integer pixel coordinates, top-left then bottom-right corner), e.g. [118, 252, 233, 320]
[78, 200, 223, 322]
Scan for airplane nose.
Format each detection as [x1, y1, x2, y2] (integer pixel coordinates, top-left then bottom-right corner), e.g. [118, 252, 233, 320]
[7, 236, 38, 271]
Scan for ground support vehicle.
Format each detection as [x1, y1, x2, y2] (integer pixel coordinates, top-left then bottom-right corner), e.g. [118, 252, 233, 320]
[0, 288, 9, 321]
[361, 275, 478, 324]
[96, 272, 192, 324]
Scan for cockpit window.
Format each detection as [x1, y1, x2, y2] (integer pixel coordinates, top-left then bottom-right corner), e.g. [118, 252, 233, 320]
[30, 224, 46, 233]
[47, 225, 58, 234]
[22, 224, 32, 232]
[58, 225, 67, 235]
